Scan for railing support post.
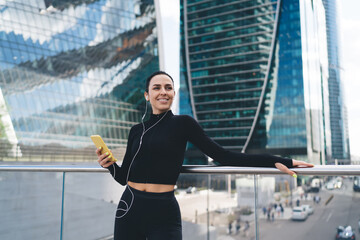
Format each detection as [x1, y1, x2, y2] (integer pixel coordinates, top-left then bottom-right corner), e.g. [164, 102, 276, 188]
[254, 175, 259, 240]
[207, 174, 210, 240]
[60, 172, 66, 240]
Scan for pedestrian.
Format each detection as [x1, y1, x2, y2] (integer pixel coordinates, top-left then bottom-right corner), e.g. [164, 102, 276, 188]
[228, 221, 233, 235]
[271, 212, 275, 222]
[243, 221, 250, 237]
[263, 206, 267, 216]
[267, 209, 271, 221]
[276, 205, 281, 217]
[96, 71, 314, 239]
[280, 203, 284, 217]
[296, 199, 300, 206]
[274, 203, 278, 210]
[235, 219, 241, 234]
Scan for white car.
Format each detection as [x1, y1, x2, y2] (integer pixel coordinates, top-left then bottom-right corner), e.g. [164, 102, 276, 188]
[301, 204, 314, 215]
[291, 206, 308, 221]
[326, 181, 335, 190]
[185, 186, 197, 194]
[335, 179, 343, 189]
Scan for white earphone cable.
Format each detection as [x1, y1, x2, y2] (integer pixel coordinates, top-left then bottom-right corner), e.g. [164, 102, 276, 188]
[112, 100, 169, 218]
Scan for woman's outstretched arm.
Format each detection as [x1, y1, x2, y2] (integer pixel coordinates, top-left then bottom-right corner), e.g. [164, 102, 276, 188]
[184, 115, 313, 176]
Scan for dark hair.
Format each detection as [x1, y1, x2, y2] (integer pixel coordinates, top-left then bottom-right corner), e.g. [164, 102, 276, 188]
[145, 71, 174, 92]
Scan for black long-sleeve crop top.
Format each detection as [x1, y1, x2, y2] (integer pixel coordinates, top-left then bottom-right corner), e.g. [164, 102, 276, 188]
[107, 110, 293, 186]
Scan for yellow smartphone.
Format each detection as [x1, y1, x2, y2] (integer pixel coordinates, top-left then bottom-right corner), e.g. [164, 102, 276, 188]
[91, 135, 117, 162]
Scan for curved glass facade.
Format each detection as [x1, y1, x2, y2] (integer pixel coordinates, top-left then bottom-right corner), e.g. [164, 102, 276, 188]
[182, 0, 279, 151]
[0, 0, 159, 162]
[181, 0, 332, 164]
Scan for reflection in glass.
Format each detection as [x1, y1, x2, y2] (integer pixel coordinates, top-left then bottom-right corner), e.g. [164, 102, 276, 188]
[0, 0, 159, 162]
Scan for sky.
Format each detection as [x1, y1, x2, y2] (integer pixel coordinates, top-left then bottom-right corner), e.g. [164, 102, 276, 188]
[158, 0, 180, 114]
[159, 0, 360, 158]
[339, 0, 360, 157]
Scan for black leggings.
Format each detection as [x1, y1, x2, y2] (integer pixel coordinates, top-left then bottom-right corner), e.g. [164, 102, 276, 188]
[114, 185, 182, 240]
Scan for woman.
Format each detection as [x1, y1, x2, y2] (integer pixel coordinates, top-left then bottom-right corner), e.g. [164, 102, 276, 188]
[96, 71, 313, 239]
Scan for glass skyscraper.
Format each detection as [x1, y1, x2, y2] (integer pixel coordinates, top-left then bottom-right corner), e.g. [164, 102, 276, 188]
[180, 0, 332, 164]
[322, 0, 350, 164]
[0, 0, 160, 162]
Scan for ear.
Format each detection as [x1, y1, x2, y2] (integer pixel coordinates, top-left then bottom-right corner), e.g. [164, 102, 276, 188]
[144, 92, 149, 101]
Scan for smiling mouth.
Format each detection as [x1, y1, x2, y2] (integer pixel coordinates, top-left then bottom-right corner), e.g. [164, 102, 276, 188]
[157, 99, 169, 102]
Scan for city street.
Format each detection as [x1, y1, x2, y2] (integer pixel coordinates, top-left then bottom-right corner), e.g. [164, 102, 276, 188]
[259, 178, 360, 240]
[217, 178, 360, 240]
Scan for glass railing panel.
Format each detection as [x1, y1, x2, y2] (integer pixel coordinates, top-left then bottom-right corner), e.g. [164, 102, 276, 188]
[0, 171, 63, 240]
[207, 174, 256, 239]
[1, 166, 359, 240]
[255, 174, 296, 240]
[176, 173, 210, 240]
[257, 174, 360, 240]
[62, 172, 125, 240]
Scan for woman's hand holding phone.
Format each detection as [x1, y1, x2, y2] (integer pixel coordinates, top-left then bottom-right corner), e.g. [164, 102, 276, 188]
[96, 147, 116, 168]
[91, 135, 117, 168]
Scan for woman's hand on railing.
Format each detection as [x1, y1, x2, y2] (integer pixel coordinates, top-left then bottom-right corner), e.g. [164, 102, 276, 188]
[275, 160, 314, 178]
[96, 147, 116, 168]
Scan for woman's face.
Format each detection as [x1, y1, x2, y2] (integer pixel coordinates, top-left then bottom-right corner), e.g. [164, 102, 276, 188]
[145, 74, 175, 114]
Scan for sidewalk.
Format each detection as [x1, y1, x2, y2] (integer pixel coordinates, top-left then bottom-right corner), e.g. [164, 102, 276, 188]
[258, 207, 293, 220]
[258, 186, 317, 221]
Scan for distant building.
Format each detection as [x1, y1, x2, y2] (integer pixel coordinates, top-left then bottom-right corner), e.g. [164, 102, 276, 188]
[0, 0, 160, 162]
[322, 0, 351, 164]
[180, 0, 333, 164]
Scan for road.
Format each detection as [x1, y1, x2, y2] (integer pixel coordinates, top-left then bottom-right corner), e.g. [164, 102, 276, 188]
[259, 178, 360, 240]
[213, 178, 360, 240]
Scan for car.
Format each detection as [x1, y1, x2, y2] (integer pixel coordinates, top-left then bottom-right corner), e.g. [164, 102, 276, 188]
[291, 206, 308, 221]
[310, 178, 321, 192]
[336, 225, 356, 240]
[185, 186, 197, 194]
[353, 177, 360, 192]
[301, 204, 314, 215]
[326, 181, 335, 190]
[215, 208, 230, 214]
[335, 177, 343, 189]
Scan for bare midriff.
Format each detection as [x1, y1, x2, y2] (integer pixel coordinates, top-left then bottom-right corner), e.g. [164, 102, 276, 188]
[128, 181, 175, 193]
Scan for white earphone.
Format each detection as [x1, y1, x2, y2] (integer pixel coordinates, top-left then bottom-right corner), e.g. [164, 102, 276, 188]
[112, 100, 168, 219]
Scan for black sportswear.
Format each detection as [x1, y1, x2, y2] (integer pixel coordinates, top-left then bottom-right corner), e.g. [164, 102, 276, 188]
[107, 110, 293, 185]
[114, 185, 182, 240]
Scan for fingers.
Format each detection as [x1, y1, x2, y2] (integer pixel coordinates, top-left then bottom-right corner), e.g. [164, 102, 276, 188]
[292, 159, 314, 168]
[276, 160, 314, 177]
[95, 147, 102, 156]
[96, 147, 116, 168]
[275, 162, 297, 178]
[98, 153, 115, 168]
[101, 157, 115, 168]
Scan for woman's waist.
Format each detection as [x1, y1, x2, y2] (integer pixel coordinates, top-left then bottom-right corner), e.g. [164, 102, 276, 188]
[128, 181, 175, 193]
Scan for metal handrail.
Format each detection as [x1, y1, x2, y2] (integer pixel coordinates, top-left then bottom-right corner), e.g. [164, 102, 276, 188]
[0, 164, 360, 175]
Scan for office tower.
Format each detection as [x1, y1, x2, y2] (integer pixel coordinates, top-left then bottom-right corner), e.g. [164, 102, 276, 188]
[181, 0, 331, 164]
[0, 0, 160, 162]
[322, 0, 351, 164]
